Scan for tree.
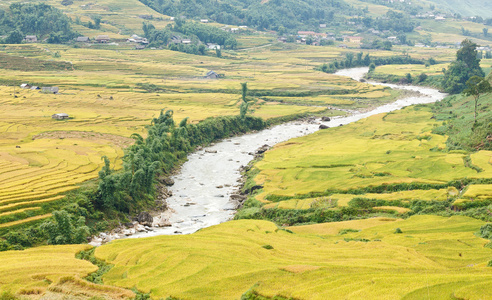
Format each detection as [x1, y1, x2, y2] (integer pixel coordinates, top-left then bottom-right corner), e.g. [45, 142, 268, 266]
[4, 30, 23, 44]
[368, 63, 376, 73]
[463, 76, 492, 123]
[240, 82, 249, 119]
[41, 210, 90, 245]
[442, 39, 485, 94]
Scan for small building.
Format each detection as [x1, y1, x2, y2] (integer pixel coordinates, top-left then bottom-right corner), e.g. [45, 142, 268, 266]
[319, 24, 327, 28]
[30, 86, 40, 90]
[135, 44, 146, 50]
[344, 36, 363, 43]
[76, 36, 90, 42]
[42, 87, 59, 94]
[24, 35, 37, 43]
[138, 15, 153, 20]
[182, 39, 191, 44]
[205, 70, 219, 79]
[230, 28, 239, 33]
[20, 83, 31, 89]
[52, 113, 69, 120]
[95, 35, 110, 43]
[207, 43, 220, 50]
[200, 19, 209, 23]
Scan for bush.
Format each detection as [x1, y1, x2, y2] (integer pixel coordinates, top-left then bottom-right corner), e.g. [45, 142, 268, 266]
[394, 228, 403, 234]
[479, 223, 492, 239]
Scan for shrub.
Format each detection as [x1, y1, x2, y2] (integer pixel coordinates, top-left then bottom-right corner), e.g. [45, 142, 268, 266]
[394, 228, 403, 234]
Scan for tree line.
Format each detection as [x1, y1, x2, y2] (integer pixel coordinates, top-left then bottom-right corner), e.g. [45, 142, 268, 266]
[0, 3, 77, 44]
[318, 52, 431, 74]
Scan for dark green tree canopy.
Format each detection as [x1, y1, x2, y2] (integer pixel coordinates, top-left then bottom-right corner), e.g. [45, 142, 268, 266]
[0, 3, 77, 44]
[442, 39, 485, 94]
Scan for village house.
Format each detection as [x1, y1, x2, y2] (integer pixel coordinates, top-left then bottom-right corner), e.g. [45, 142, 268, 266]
[182, 39, 191, 44]
[135, 44, 146, 50]
[76, 36, 90, 42]
[344, 36, 363, 43]
[128, 34, 148, 44]
[319, 24, 327, 28]
[95, 35, 110, 43]
[200, 19, 209, 23]
[20, 83, 31, 89]
[42, 87, 59, 94]
[207, 43, 220, 50]
[51, 113, 69, 120]
[205, 70, 219, 79]
[24, 35, 37, 43]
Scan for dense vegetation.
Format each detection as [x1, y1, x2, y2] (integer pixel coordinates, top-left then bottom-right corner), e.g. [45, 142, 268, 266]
[442, 39, 485, 94]
[0, 3, 77, 44]
[318, 52, 429, 74]
[139, 0, 356, 31]
[0, 110, 266, 251]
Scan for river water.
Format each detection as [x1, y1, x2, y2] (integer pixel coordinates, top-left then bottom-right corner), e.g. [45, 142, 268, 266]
[127, 67, 447, 239]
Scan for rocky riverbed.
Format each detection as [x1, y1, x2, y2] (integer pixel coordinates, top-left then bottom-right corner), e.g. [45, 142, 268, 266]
[89, 67, 447, 246]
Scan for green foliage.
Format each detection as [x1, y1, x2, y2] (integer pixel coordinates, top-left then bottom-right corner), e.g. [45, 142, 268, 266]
[394, 228, 403, 234]
[442, 39, 485, 94]
[0, 3, 77, 43]
[97, 109, 266, 214]
[479, 223, 492, 239]
[338, 228, 360, 235]
[319, 53, 427, 74]
[463, 76, 492, 122]
[40, 210, 90, 245]
[262, 244, 274, 250]
[76, 247, 113, 284]
[0, 291, 18, 300]
[139, 0, 354, 31]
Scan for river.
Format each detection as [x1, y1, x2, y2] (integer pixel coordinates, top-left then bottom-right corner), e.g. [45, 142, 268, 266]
[120, 67, 447, 240]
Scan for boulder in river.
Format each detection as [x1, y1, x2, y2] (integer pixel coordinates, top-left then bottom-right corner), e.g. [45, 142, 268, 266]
[321, 116, 331, 122]
[136, 211, 153, 227]
[256, 144, 270, 155]
[319, 124, 330, 129]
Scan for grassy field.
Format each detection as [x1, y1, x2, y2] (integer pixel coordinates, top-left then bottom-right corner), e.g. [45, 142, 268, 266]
[249, 103, 492, 212]
[1, 41, 421, 229]
[87, 215, 492, 299]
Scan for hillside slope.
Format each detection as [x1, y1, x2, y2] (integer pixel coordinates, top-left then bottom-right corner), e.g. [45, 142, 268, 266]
[422, 0, 492, 18]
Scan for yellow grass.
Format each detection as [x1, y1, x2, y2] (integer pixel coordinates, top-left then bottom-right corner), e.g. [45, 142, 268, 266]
[92, 215, 492, 299]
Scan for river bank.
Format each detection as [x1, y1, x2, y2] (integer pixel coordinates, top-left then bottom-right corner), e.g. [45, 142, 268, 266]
[89, 67, 447, 245]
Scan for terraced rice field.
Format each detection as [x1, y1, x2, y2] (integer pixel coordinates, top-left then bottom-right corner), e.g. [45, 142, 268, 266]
[253, 105, 492, 208]
[0, 244, 134, 298]
[89, 215, 492, 299]
[0, 41, 411, 229]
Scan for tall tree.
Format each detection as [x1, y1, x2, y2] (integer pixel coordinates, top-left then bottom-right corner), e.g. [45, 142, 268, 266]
[463, 76, 492, 123]
[442, 39, 485, 94]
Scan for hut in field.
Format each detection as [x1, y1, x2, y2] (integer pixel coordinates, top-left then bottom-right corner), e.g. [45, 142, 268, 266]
[42, 87, 59, 94]
[30, 86, 40, 90]
[20, 83, 31, 89]
[51, 113, 69, 120]
[76, 36, 90, 42]
[205, 70, 219, 79]
[24, 35, 37, 43]
[95, 35, 110, 43]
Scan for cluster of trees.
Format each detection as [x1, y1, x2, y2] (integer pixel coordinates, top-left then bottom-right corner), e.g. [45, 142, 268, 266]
[142, 21, 236, 56]
[97, 109, 266, 213]
[139, 0, 358, 31]
[0, 3, 77, 44]
[176, 21, 237, 49]
[319, 52, 428, 74]
[442, 39, 485, 94]
[357, 10, 417, 33]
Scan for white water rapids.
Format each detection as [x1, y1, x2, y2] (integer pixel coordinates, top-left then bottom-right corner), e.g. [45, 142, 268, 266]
[124, 67, 447, 239]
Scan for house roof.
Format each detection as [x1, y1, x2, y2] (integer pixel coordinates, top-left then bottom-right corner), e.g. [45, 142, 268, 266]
[53, 113, 69, 117]
[76, 36, 90, 42]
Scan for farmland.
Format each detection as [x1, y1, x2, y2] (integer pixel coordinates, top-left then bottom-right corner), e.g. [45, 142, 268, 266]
[89, 215, 492, 299]
[0, 41, 420, 230]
